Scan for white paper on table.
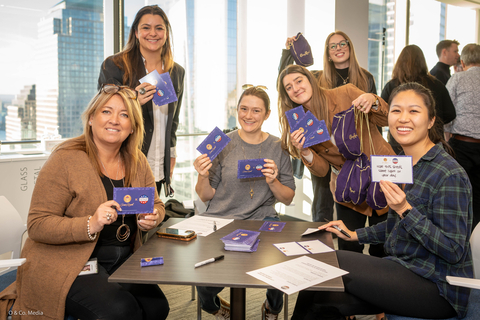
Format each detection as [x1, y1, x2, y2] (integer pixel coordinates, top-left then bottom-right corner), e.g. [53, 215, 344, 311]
[301, 228, 321, 236]
[297, 240, 334, 254]
[371, 155, 413, 184]
[167, 215, 234, 237]
[246, 255, 348, 295]
[273, 242, 310, 256]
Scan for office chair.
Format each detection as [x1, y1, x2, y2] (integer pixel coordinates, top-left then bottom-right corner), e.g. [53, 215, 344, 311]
[386, 223, 480, 320]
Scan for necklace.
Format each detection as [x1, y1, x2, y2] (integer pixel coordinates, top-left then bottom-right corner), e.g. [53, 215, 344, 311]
[336, 71, 349, 85]
[239, 131, 263, 199]
[99, 154, 130, 242]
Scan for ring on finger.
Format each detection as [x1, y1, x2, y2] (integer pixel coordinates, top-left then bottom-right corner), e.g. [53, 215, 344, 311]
[139, 87, 146, 95]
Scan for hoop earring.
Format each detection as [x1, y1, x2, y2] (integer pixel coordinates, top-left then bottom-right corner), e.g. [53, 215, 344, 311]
[328, 57, 332, 62]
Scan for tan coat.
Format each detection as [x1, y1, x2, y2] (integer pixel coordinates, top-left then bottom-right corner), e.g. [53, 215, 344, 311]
[0, 149, 164, 320]
[302, 84, 394, 216]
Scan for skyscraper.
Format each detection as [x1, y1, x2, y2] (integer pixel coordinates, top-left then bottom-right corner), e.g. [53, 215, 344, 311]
[35, 0, 103, 139]
[5, 85, 36, 141]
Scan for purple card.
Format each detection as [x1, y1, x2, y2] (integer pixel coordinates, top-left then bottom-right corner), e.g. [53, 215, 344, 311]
[259, 221, 286, 232]
[196, 127, 231, 161]
[303, 119, 330, 148]
[139, 70, 178, 106]
[113, 187, 155, 215]
[224, 239, 260, 252]
[141, 256, 164, 267]
[221, 229, 261, 247]
[285, 106, 306, 132]
[292, 111, 322, 138]
[237, 158, 266, 179]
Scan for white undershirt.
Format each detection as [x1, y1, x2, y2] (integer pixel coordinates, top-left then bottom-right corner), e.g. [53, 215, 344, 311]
[142, 58, 176, 182]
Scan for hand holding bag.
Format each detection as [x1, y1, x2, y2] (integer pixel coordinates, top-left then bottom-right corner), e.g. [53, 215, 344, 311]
[332, 105, 362, 160]
[288, 32, 314, 67]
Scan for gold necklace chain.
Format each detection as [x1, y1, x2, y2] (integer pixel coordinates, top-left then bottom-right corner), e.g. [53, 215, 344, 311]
[99, 154, 130, 242]
[239, 131, 263, 199]
[336, 71, 349, 85]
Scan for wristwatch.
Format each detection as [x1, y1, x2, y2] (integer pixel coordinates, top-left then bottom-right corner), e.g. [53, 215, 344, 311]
[401, 209, 410, 219]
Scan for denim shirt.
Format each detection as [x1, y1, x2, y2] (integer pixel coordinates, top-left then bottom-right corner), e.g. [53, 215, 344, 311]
[357, 143, 473, 318]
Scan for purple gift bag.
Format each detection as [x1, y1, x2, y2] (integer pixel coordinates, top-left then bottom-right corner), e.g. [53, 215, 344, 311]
[289, 32, 314, 67]
[366, 181, 388, 210]
[332, 105, 361, 160]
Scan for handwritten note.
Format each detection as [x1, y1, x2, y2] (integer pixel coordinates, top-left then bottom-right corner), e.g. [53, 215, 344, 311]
[371, 155, 413, 184]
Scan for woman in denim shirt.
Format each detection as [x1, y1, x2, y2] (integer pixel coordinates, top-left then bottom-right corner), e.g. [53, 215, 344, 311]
[292, 82, 473, 319]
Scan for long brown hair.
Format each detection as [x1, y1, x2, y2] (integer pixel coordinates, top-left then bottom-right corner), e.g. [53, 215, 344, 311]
[110, 5, 174, 88]
[391, 45, 436, 87]
[54, 87, 145, 187]
[277, 65, 329, 158]
[388, 82, 454, 157]
[319, 31, 369, 91]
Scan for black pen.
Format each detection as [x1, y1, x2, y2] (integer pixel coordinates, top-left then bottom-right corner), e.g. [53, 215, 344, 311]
[213, 221, 217, 232]
[324, 218, 351, 238]
[195, 255, 224, 268]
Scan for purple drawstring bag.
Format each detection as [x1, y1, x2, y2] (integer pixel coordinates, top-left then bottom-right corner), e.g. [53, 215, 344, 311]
[332, 105, 361, 160]
[335, 153, 371, 205]
[335, 159, 354, 203]
[289, 32, 314, 67]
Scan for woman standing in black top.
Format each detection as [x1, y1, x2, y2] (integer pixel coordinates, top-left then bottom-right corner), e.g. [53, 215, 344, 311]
[381, 45, 456, 154]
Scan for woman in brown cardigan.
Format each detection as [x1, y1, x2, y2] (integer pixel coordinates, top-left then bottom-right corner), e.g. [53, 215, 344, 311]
[1, 85, 168, 319]
[277, 64, 394, 256]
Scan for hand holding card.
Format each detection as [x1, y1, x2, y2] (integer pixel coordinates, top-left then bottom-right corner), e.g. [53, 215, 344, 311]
[196, 127, 231, 162]
[139, 70, 178, 106]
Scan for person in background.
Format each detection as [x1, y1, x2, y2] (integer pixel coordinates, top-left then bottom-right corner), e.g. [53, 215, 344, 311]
[381, 44, 456, 154]
[430, 39, 460, 85]
[98, 5, 185, 197]
[194, 86, 295, 320]
[1, 85, 168, 320]
[279, 31, 377, 229]
[446, 43, 480, 230]
[292, 82, 473, 320]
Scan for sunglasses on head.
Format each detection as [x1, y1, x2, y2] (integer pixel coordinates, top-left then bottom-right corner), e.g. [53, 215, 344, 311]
[242, 84, 268, 91]
[100, 84, 138, 100]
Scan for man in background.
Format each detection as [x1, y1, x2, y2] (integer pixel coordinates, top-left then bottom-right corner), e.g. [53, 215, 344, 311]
[430, 39, 460, 85]
[446, 43, 480, 230]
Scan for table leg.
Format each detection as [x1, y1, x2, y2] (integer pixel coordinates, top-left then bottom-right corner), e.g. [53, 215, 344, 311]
[284, 294, 288, 320]
[230, 287, 246, 320]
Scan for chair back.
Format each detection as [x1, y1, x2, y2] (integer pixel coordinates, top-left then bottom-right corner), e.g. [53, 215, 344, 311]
[470, 223, 480, 279]
[0, 196, 27, 275]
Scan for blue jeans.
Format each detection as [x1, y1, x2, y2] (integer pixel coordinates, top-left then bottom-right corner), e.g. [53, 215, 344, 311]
[196, 216, 284, 314]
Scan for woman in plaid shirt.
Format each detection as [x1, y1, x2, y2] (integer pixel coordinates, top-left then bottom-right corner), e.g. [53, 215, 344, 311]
[292, 82, 473, 319]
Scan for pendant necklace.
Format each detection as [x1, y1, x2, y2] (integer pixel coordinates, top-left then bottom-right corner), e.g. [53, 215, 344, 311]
[239, 131, 263, 199]
[336, 71, 349, 85]
[100, 154, 130, 242]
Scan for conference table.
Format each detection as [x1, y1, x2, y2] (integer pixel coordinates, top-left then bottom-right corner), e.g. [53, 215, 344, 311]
[109, 218, 344, 320]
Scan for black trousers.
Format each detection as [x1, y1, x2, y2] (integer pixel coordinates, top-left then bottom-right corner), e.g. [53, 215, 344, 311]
[65, 246, 169, 320]
[336, 203, 387, 258]
[311, 168, 335, 223]
[292, 251, 456, 319]
[449, 138, 480, 230]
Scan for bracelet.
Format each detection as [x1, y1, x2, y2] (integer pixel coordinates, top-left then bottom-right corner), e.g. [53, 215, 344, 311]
[87, 216, 97, 241]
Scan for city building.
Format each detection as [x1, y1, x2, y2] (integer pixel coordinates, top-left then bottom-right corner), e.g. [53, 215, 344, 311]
[5, 85, 36, 141]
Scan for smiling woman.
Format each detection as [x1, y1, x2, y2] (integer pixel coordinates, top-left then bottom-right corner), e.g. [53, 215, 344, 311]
[98, 5, 185, 197]
[4, 85, 169, 320]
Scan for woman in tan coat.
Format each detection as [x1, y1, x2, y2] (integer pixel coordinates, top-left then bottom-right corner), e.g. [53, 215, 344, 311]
[277, 64, 394, 255]
[1, 85, 168, 319]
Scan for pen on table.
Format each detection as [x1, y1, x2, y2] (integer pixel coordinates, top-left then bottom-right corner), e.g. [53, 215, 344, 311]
[323, 218, 352, 238]
[195, 255, 224, 268]
[213, 221, 217, 232]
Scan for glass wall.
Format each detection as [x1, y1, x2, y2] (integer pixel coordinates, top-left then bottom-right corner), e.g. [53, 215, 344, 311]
[0, 0, 103, 142]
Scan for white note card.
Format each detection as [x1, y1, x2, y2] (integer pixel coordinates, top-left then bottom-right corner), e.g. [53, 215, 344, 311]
[371, 155, 413, 184]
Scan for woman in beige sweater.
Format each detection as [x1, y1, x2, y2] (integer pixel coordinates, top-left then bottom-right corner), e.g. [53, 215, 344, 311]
[1, 85, 167, 320]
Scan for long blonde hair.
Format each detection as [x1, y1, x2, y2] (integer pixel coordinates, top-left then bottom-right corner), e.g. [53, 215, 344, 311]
[319, 31, 369, 91]
[54, 88, 145, 187]
[277, 65, 329, 158]
[110, 5, 174, 88]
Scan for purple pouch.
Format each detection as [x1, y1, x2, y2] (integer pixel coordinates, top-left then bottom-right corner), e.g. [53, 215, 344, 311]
[332, 105, 361, 160]
[335, 159, 354, 203]
[348, 153, 371, 205]
[366, 181, 388, 210]
[289, 32, 314, 67]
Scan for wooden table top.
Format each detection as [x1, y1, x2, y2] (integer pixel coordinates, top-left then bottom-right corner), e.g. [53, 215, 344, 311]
[109, 218, 344, 292]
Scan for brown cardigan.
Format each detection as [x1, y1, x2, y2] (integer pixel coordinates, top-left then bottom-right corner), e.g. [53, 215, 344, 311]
[0, 149, 164, 320]
[301, 84, 395, 216]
